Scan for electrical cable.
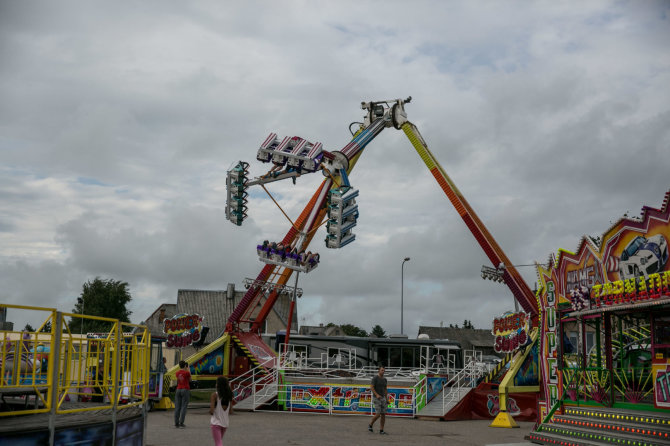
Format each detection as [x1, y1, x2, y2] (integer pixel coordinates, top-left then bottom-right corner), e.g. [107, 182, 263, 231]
[259, 183, 299, 231]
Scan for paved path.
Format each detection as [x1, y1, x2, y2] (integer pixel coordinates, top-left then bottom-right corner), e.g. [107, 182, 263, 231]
[147, 408, 535, 446]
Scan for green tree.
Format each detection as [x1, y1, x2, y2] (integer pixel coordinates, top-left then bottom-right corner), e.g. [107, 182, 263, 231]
[462, 320, 475, 329]
[340, 324, 368, 337]
[370, 324, 386, 338]
[23, 323, 35, 332]
[71, 278, 132, 333]
[39, 321, 52, 333]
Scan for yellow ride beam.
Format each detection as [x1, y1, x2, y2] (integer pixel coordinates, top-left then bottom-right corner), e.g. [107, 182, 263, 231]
[490, 328, 539, 428]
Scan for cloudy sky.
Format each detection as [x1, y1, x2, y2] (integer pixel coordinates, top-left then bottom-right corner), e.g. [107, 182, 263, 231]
[1, 1, 669, 337]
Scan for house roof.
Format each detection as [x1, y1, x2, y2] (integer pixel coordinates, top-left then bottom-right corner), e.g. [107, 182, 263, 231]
[177, 288, 295, 339]
[141, 303, 177, 338]
[177, 289, 238, 340]
[299, 325, 345, 336]
[417, 326, 495, 352]
[141, 286, 296, 342]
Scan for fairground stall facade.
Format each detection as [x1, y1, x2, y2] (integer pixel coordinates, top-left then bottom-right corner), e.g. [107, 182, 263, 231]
[531, 190, 670, 445]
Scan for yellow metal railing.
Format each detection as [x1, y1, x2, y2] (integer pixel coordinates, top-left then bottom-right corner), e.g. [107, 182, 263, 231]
[0, 305, 56, 416]
[0, 304, 150, 417]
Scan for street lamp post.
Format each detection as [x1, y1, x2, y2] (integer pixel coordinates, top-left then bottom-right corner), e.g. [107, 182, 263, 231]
[401, 257, 411, 335]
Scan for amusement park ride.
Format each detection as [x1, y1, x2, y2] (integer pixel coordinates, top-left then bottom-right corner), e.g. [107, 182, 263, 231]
[171, 97, 670, 442]
[211, 97, 539, 424]
[224, 97, 538, 337]
[2, 98, 667, 444]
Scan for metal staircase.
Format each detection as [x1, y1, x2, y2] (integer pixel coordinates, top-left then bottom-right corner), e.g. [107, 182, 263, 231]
[230, 364, 278, 411]
[417, 357, 484, 418]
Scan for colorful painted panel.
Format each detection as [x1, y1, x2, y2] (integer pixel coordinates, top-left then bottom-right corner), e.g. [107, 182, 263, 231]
[537, 270, 562, 420]
[285, 384, 414, 416]
[444, 382, 537, 421]
[426, 376, 449, 402]
[513, 341, 539, 387]
[190, 346, 225, 376]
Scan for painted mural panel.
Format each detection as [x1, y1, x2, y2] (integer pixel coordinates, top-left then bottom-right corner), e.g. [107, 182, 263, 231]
[426, 376, 449, 402]
[513, 341, 539, 387]
[603, 219, 669, 284]
[190, 346, 225, 376]
[285, 384, 414, 416]
[443, 382, 538, 421]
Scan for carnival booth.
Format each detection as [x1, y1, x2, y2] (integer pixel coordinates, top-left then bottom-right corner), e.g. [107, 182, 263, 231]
[531, 190, 670, 445]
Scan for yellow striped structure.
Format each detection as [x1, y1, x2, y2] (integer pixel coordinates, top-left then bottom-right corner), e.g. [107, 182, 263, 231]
[401, 122, 538, 317]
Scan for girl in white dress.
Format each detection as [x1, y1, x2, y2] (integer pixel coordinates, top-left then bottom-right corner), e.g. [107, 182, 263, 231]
[209, 376, 233, 446]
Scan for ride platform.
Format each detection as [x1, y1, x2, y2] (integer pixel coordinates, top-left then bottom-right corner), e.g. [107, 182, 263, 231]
[0, 403, 144, 444]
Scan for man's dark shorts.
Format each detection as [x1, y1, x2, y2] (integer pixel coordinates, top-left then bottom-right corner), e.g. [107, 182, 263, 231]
[373, 396, 387, 414]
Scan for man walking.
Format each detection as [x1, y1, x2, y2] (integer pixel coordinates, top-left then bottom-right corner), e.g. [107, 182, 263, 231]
[174, 360, 191, 428]
[368, 365, 388, 435]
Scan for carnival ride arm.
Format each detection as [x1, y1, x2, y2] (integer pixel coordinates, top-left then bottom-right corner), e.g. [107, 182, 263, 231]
[398, 119, 538, 316]
[231, 115, 392, 334]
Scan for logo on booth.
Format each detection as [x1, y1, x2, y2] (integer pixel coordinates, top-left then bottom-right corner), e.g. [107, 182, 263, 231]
[492, 311, 531, 354]
[487, 394, 521, 416]
[590, 271, 670, 309]
[163, 313, 203, 348]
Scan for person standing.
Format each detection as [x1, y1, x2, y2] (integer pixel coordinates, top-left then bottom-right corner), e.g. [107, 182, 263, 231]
[209, 376, 233, 446]
[368, 365, 388, 435]
[174, 360, 191, 428]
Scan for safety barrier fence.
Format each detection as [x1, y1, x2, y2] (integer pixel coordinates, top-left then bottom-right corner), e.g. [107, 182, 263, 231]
[0, 304, 150, 443]
[277, 344, 463, 378]
[229, 363, 277, 407]
[233, 358, 475, 417]
[274, 383, 416, 416]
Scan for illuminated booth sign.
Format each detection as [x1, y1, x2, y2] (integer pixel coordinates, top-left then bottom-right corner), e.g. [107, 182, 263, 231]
[163, 313, 203, 348]
[492, 311, 531, 353]
[589, 271, 670, 309]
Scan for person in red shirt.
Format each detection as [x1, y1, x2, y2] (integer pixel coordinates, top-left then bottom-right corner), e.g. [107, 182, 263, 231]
[174, 360, 191, 428]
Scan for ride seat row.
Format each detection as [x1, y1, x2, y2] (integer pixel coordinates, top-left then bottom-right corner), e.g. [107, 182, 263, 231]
[256, 133, 325, 173]
[256, 241, 320, 273]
